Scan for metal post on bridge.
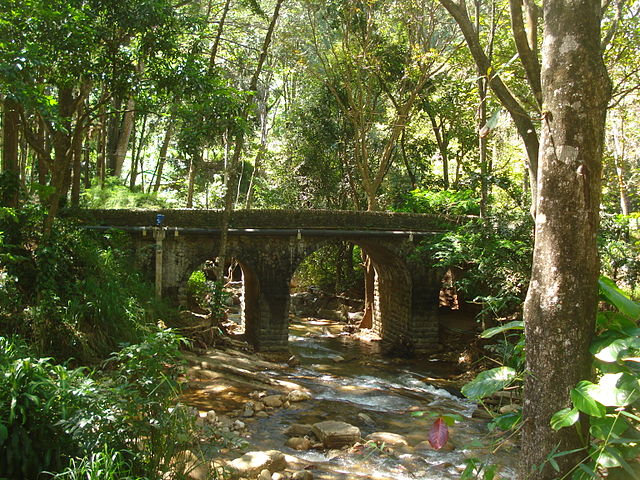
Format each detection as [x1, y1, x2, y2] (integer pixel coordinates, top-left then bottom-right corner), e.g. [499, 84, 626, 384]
[154, 214, 166, 299]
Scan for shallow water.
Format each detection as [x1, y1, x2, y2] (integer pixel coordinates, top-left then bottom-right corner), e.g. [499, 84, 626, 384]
[219, 318, 519, 480]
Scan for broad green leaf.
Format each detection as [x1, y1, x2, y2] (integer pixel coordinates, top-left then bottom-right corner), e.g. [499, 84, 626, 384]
[461, 367, 517, 401]
[571, 381, 606, 417]
[551, 407, 579, 431]
[594, 338, 631, 363]
[599, 277, 640, 320]
[590, 415, 629, 441]
[592, 373, 637, 407]
[480, 320, 524, 338]
[492, 411, 522, 431]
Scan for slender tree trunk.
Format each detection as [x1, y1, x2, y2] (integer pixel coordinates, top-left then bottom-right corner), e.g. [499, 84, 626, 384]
[70, 102, 84, 208]
[2, 97, 21, 207]
[520, 1, 610, 478]
[478, 77, 489, 218]
[112, 96, 136, 178]
[186, 155, 197, 208]
[611, 114, 631, 215]
[153, 119, 173, 194]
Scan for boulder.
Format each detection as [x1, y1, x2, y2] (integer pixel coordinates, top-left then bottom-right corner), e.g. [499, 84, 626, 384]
[311, 421, 361, 448]
[227, 450, 287, 478]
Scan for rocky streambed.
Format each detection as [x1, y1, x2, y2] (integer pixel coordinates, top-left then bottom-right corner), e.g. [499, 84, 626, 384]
[178, 317, 519, 480]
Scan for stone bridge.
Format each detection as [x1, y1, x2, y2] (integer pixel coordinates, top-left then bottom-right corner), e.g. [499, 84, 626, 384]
[79, 209, 467, 353]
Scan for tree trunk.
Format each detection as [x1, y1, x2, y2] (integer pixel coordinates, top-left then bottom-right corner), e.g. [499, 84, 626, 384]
[112, 96, 135, 178]
[70, 103, 84, 208]
[520, 1, 610, 478]
[611, 114, 631, 215]
[478, 77, 489, 218]
[186, 155, 197, 208]
[2, 97, 21, 207]
[152, 119, 173, 194]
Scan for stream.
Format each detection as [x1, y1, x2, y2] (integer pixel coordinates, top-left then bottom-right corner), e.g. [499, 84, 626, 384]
[185, 317, 519, 480]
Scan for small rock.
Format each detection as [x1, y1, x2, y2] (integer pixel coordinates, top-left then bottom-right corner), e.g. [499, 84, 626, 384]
[499, 404, 520, 414]
[271, 473, 285, 480]
[258, 469, 272, 480]
[284, 424, 314, 438]
[285, 437, 312, 451]
[217, 415, 233, 429]
[256, 411, 269, 418]
[291, 471, 313, 480]
[414, 440, 455, 452]
[330, 355, 345, 363]
[283, 401, 291, 409]
[357, 413, 374, 425]
[365, 432, 409, 448]
[206, 410, 217, 424]
[254, 401, 265, 412]
[243, 401, 255, 417]
[233, 420, 246, 431]
[263, 395, 284, 408]
[288, 390, 311, 402]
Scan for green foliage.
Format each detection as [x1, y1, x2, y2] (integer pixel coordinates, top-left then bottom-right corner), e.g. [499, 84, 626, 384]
[461, 366, 518, 401]
[0, 331, 194, 479]
[398, 188, 480, 215]
[81, 178, 170, 209]
[416, 213, 533, 321]
[0, 208, 168, 363]
[549, 277, 640, 479]
[52, 446, 143, 480]
[293, 242, 364, 295]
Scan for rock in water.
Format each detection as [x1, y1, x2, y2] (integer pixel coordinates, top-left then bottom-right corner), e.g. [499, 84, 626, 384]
[288, 389, 311, 402]
[227, 450, 287, 478]
[284, 424, 314, 438]
[365, 432, 409, 448]
[285, 436, 312, 451]
[263, 395, 284, 408]
[312, 421, 361, 448]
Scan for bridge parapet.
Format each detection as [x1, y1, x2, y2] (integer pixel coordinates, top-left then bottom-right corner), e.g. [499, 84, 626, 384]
[77, 208, 471, 232]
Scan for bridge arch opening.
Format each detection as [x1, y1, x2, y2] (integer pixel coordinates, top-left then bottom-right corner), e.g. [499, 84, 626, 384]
[286, 239, 413, 354]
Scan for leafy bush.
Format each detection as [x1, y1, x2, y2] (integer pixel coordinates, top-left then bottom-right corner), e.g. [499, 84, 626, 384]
[0, 331, 194, 479]
[548, 278, 640, 479]
[0, 209, 168, 362]
[415, 212, 533, 321]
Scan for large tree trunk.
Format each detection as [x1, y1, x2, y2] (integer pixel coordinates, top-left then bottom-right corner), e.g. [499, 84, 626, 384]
[520, 1, 610, 478]
[2, 97, 21, 207]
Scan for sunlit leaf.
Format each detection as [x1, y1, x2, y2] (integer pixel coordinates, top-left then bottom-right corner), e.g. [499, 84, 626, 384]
[570, 381, 606, 417]
[461, 367, 517, 400]
[550, 407, 579, 431]
[480, 320, 524, 338]
[599, 277, 640, 320]
[492, 411, 522, 431]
